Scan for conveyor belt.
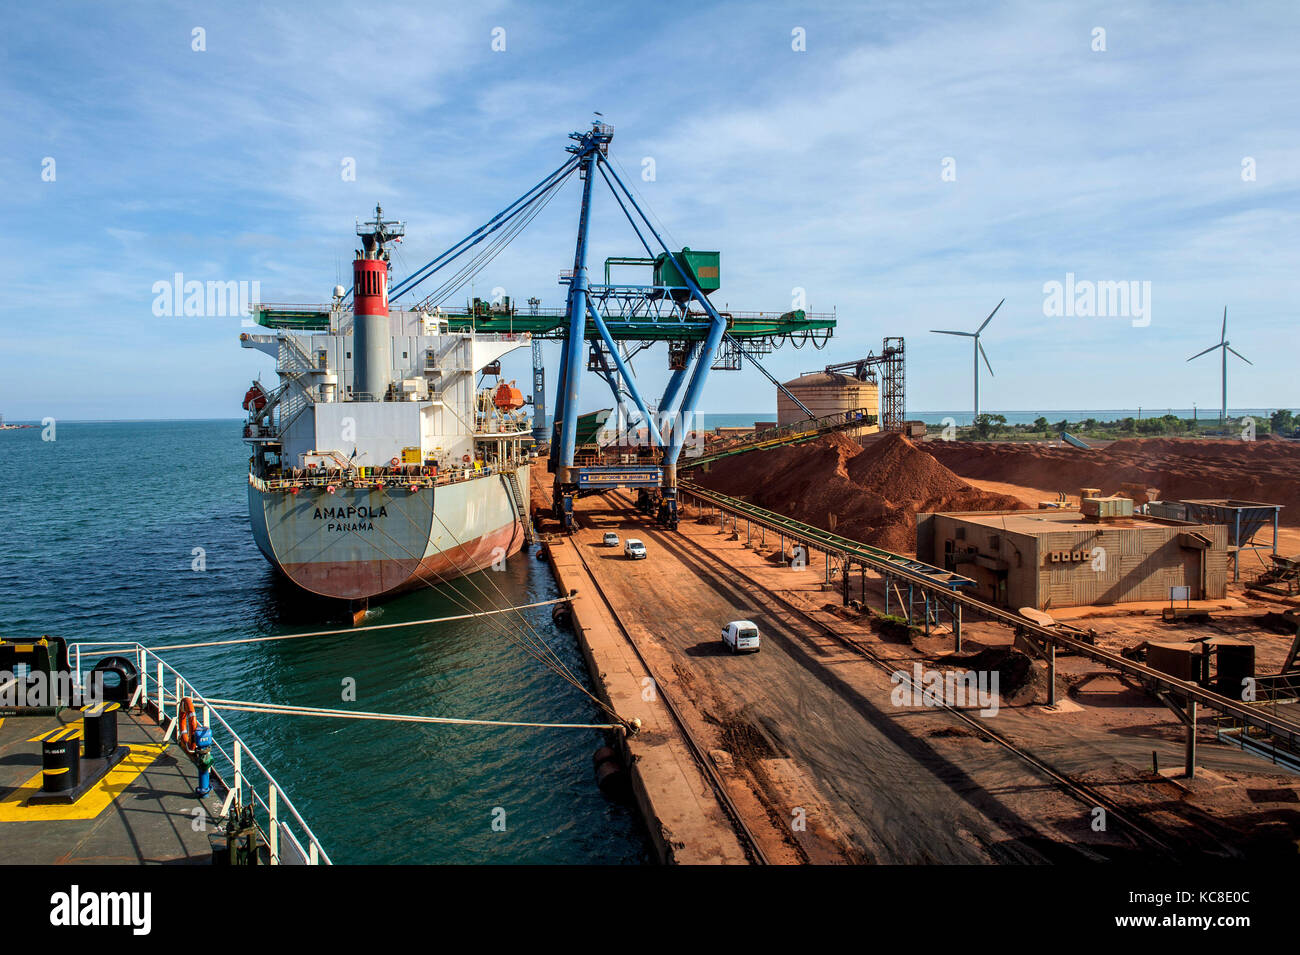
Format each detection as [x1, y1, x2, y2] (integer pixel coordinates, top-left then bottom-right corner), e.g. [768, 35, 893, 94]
[680, 408, 877, 471]
[680, 482, 974, 592]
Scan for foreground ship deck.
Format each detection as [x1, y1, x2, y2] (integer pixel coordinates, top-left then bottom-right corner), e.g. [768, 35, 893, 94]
[0, 639, 330, 865]
[0, 707, 215, 864]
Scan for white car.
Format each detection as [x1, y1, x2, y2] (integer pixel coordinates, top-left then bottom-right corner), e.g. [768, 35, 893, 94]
[624, 538, 647, 559]
[603, 532, 620, 547]
[721, 620, 761, 654]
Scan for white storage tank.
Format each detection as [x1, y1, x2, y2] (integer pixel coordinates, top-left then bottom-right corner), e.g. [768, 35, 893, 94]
[777, 372, 880, 428]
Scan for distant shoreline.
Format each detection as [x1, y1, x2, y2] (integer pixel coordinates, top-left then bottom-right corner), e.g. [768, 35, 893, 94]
[0, 407, 1293, 427]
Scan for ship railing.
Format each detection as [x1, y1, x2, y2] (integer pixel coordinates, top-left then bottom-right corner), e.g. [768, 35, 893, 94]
[68, 640, 332, 865]
[249, 461, 517, 492]
[484, 331, 531, 341]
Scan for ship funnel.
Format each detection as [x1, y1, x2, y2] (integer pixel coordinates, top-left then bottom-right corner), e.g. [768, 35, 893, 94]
[353, 258, 390, 400]
[352, 204, 404, 401]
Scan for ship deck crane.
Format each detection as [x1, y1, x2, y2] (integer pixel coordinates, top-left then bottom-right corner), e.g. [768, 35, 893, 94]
[251, 122, 836, 531]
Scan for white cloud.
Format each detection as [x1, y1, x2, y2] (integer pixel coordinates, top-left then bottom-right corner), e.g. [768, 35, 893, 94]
[1, 0, 1296, 420]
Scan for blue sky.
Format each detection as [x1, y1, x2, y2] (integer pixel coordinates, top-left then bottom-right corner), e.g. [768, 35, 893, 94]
[1, 0, 1296, 421]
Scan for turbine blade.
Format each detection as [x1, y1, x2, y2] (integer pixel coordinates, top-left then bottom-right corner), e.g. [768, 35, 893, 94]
[978, 340, 994, 377]
[1186, 343, 1220, 362]
[931, 329, 973, 337]
[1227, 345, 1253, 365]
[1221, 306, 1227, 343]
[977, 297, 1005, 334]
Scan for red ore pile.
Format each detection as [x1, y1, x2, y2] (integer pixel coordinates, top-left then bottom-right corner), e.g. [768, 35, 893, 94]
[696, 432, 1026, 553]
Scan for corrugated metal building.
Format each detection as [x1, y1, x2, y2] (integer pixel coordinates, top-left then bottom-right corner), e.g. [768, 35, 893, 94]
[916, 509, 1228, 609]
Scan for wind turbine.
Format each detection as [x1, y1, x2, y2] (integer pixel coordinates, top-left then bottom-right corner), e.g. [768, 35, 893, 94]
[931, 298, 1004, 422]
[1186, 306, 1251, 428]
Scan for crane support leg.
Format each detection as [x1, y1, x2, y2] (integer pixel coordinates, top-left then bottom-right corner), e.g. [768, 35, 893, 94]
[586, 301, 662, 446]
[657, 343, 698, 439]
[551, 142, 602, 532]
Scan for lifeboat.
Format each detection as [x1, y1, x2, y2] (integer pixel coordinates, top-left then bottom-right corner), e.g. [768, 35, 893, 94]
[493, 380, 524, 411]
[242, 382, 269, 413]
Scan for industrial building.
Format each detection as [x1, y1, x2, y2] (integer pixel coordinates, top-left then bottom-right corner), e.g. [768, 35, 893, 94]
[916, 507, 1229, 610]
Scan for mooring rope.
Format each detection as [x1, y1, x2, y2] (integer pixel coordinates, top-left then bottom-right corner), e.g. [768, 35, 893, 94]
[204, 697, 627, 732]
[356, 504, 616, 718]
[71, 597, 575, 653]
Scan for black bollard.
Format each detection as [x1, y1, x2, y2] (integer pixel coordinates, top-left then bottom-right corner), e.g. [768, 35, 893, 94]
[82, 702, 121, 759]
[41, 728, 82, 793]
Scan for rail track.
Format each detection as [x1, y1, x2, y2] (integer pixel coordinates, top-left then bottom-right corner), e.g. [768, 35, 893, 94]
[610, 490, 1197, 860]
[566, 529, 775, 864]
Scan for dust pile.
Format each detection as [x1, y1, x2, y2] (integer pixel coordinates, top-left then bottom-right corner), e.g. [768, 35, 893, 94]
[696, 432, 1025, 553]
[926, 437, 1300, 525]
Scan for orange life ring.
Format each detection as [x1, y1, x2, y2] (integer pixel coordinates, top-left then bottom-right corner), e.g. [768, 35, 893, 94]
[390, 457, 400, 467]
[178, 697, 198, 754]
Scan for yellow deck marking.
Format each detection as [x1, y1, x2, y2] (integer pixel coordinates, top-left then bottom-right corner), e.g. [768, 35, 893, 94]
[81, 703, 120, 717]
[0, 743, 168, 822]
[28, 721, 83, 743]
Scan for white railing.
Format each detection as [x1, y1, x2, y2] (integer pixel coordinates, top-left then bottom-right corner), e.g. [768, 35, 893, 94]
[249, 454, 529, 493]
[69, 640, 332, 865]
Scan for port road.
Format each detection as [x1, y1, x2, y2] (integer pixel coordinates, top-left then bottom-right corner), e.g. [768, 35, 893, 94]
[570, 491, 1155, 864]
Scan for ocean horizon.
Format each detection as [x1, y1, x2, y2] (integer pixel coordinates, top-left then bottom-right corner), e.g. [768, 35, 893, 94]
[3, 407, 1290, 428]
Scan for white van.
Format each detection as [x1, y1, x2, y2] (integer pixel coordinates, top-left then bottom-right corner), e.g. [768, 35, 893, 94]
[624, 538, 647, 559]
[721, 620, 761, 654]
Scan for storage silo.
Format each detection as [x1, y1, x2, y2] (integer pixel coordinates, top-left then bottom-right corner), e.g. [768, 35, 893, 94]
[777, 372, 880, 429]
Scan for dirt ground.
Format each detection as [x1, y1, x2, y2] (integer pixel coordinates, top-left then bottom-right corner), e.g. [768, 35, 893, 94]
[558, 491, 1147, 862]
[533, 446, 1300, 867]
[531, 456, 1300, 861]
[676, 498, 1300, 861]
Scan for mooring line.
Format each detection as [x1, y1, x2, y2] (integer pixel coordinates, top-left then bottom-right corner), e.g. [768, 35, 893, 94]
[204, 697, 623, 732]
[72, 597, 575, 652]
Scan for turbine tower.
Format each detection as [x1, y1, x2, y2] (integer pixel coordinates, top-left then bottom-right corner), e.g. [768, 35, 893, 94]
[1187, 306, 1251, 428]
[931, 298, 1004, 422]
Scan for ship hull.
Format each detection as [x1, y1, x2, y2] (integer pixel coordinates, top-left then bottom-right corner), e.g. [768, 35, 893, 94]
[249, 467, 530, 601]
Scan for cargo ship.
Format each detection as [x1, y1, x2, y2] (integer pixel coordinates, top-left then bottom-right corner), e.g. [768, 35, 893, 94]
[240, 206, 533, 606]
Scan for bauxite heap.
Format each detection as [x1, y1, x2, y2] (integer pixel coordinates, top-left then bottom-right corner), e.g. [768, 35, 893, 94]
[696, 432, 1026, 553]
